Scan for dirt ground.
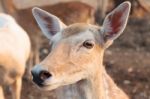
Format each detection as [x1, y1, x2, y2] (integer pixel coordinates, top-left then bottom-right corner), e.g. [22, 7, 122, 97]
[5, 16, 150, 99]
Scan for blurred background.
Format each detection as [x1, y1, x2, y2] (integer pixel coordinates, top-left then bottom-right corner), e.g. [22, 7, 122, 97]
[0, 0, 150, 99]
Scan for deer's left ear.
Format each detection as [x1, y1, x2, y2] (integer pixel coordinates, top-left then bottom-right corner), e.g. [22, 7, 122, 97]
[101, 1, 131, 47]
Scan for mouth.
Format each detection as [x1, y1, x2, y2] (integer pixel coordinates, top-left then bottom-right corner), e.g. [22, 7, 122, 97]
[36, 82, 44, 87]
[32, 77, 44, 86]
[32, 74, 85, 91]
[38, 83, 61, 91]
[32, 78, 60, 91]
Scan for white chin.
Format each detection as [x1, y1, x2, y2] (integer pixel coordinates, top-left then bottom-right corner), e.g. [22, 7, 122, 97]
[38, 84, 60, 91]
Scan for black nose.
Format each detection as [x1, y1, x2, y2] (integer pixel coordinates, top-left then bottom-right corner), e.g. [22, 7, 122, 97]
[31, 70, 52, 85]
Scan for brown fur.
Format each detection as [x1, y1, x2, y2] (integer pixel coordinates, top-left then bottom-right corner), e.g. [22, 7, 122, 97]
[62, 23, 90, 37]
[33, 23, 129, 99]
[31, 2, 131, 99]
[62, 23, 100, 38]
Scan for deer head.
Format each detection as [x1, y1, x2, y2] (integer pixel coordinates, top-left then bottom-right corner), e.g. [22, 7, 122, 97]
[31, 2, 131, 91]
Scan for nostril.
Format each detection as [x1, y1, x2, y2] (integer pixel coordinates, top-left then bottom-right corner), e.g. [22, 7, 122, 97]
[39, 70, 52, 81]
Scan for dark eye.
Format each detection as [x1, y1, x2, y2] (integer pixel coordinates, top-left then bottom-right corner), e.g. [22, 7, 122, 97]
[83, 40, 94, 49]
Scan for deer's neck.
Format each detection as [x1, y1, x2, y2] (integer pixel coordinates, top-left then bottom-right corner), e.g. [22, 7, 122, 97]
[55, 66, 108, 99]
[87, 66, 108, 99]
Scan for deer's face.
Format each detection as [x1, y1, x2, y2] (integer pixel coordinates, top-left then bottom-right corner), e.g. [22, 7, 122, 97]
[32, 24, 104, 90]
[31, 2, 131, 91]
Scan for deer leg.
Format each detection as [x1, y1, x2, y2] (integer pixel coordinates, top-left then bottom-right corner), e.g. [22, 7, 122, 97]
[11, 77, 22, 99]
[0, 86, 4, 99]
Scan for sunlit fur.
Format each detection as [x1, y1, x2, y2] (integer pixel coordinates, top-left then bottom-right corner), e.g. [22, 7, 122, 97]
[0, 13, 31, 99]
[32, 2, 131, 99]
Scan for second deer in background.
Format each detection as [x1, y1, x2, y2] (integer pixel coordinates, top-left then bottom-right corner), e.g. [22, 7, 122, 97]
[0, 13, 30, 99]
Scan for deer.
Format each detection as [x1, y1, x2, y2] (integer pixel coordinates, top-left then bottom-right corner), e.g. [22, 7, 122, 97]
[0, 13, 31, 99]
[31, 1, 131, 99]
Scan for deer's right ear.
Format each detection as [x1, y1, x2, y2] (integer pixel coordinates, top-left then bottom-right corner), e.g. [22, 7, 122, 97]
[32, 7, 66, 39]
